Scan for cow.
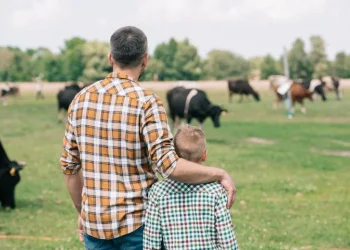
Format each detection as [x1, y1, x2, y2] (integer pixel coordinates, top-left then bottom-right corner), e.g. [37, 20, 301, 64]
[322, 76, 342, 101]
[0, 140, 25, 210]
[57, 83, 82, 122]
[1, 84, 20, 106]
[271, 79, 314, 114]
[228, 79, 260, 103]
[298, 78, 327, 102]
[166, 87, 227, 129]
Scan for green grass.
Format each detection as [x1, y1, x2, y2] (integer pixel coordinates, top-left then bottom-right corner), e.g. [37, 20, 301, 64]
[0, 90, 349, 250]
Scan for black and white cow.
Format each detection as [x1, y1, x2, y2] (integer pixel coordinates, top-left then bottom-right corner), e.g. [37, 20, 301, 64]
[298, 78, 327, 102]
[0, 140, 25, 210]
[322, 76, 342, 101]
[166, 87, 227, 129]
[1, 84, 20, 106]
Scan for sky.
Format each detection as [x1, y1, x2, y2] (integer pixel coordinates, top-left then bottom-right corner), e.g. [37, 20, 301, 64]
[1, 0, 350, 59]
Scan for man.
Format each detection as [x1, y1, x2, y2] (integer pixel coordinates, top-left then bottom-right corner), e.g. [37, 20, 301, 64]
[60, 26, 236, 249]
[35, 77, 45, 100]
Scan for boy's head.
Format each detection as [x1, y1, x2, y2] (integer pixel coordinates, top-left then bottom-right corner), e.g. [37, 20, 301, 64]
[174, 124, 207, 163]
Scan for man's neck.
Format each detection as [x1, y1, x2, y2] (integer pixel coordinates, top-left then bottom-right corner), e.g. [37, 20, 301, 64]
[113, 66, 140, 81]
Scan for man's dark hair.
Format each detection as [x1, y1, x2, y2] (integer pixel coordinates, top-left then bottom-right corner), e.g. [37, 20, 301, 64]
[110, 26, 148, 69]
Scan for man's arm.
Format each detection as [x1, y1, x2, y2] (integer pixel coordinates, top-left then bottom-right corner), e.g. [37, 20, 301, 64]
[143, 190, 162, 250]
[60, 106, 83, 213]
[215, 188, 239, 250]
[170, 159, 236, 208]
[141, 96, 236, 208]
[65, 172, 83, 213]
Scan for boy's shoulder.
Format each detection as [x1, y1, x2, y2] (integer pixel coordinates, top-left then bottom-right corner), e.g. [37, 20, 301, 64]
[200, 181, 226, 194]
[149, 179, 226, 198]
[148, 179, 177, 197]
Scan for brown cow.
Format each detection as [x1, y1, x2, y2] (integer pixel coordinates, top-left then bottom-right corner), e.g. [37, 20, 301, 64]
[271, 79, 313, 114]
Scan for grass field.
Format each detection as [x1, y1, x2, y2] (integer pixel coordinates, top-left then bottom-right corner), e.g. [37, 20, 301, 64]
[0, 90, 349, 250]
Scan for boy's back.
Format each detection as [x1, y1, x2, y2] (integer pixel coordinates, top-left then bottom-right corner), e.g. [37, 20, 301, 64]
[144, 124, 238, 249]
[144, 179, 238, 250]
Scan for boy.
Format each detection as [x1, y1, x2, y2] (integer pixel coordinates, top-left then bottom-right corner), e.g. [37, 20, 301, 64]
[144, 124, 239, 249]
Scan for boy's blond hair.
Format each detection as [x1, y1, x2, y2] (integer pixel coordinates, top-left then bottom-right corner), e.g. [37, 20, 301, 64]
[174, 124, 206, 162]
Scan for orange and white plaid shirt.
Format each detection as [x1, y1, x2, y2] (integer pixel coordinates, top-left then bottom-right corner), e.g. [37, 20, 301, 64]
[60, 72, 179, 239]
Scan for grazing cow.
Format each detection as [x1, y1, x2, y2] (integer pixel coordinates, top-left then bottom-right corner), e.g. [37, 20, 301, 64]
[228, 79, 260, 103]
[1, 84, 20, 106]
[272, 80, 313, 114]
[0, 140, 25, 210]
[166, 87, 227, 129]
[322, 76, 342, 100]
[57, 83, 82, 122]
[298, 79, 327, 102]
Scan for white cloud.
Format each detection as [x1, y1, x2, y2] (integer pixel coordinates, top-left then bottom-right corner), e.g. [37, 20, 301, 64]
[11, 0, 68, 28]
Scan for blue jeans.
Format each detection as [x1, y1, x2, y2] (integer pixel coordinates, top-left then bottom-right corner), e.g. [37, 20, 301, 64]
[84, 226, 143, 250]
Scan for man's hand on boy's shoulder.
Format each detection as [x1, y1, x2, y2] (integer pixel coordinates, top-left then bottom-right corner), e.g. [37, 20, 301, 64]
[219, 171, 237, 209]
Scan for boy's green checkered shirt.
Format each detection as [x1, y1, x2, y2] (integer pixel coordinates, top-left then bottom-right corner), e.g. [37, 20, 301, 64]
[144, 179, 239, 250]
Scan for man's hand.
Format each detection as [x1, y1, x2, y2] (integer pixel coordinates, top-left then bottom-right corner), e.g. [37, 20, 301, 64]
[219, 172, 237, 209]
[78, 215, 84, 242]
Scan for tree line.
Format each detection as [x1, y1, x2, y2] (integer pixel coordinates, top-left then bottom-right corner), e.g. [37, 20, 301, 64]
[0, 35, 349, 83]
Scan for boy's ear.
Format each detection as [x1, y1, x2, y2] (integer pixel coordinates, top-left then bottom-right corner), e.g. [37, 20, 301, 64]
[201, 150, 208, 162]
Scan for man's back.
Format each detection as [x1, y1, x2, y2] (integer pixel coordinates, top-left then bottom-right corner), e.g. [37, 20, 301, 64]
[144, 179, 238, 250]
[61, 72, 178, 239]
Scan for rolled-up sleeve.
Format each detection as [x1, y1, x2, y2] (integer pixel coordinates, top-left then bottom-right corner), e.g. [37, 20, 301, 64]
[60, 107, 81, 175]
[141, 96, 179, 178]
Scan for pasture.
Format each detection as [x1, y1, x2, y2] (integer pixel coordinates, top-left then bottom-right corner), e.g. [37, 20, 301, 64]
[0, 89, 349, 250]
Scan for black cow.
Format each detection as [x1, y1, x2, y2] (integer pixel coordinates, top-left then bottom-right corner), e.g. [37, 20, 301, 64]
[228, 80, 260, 103]
[166, 87, 227, 129]
[0, 140, 25, 210]
[57, 83, 82, 122]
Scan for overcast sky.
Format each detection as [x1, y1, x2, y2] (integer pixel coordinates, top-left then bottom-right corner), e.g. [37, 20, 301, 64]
[1, 0, 349, 59]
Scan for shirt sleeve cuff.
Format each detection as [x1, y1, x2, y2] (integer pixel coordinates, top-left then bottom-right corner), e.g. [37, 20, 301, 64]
[61, 165, 81, 175]
[159, 156, 178, 179]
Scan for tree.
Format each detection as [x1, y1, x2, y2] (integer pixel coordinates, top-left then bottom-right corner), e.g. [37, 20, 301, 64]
[0, 48, 15, 81]
[142, 57, 166, 81]
[248, 56, 264, 79]
[346, 55, 350, 78]
[44, 56, 65, 81]
[260, 54, 281, 79]
[28, 47, 56, 80]
[288, 38, 312, 79]
[80, 41, 112, 81]
[204, 50, 250, 80]
[6, 48, 32, 81]
[309, 36, 328, 78]
[153, 38, 178, 80]
[333, 52, 348, 78]
[173, 39, 201, 80]
[61, 37, 86, 81]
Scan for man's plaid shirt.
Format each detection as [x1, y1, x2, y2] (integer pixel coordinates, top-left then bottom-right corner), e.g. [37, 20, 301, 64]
[60, 72, 179, 239]
[144, 179, 239, 250]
